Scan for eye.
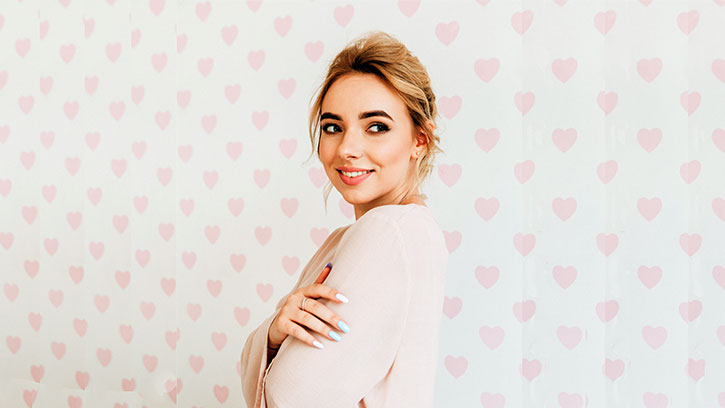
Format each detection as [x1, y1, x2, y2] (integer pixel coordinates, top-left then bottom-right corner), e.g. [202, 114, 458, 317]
[369, 122, 390, 133]
[321, 123, 340, 134]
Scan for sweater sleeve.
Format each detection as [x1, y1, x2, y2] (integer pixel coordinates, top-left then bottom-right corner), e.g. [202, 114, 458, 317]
[241, 226, 345, 408]
[240, 298, 286, 408]
[262, 213, 411, 407]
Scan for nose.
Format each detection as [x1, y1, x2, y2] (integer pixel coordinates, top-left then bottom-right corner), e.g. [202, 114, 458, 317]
[337, 127, 364, 159]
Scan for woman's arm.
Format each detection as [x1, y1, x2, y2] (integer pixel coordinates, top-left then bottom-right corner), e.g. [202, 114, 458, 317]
[241, 226, 344, 407]
[262, 214, 412, 407]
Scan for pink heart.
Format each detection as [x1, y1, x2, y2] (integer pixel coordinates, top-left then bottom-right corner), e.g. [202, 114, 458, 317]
[557, 326, 582, 350]
[435, 21, 459, 46]
[444, 355, 467, 378]
[442, 296, 462, 318]
[115, 270, 130, 289]
[333, 5, 354, 27]
[687, 358, 705, 381]
[51, 342, 66, 359]
[520, 358, 542, 381]
[195, 1, 211, 21]
[28, 313, 42, 331]
[151, 53, 168, 72]
[474, 128, 499, 152]
[604, 358, 624, 381]
[552, 197, 576, 221]
[279, 139, 296, 159]
[221, 25, 237, 45]
[438, 163, 461, 186]
[480, 393, 506, 408]
[255, 226, 272, 245]
[281, 256, 298, 276]
[207, 280, 222, 297]
[593, 10, 616, 35]
[558, 393, 584, 408]
[140, 302, 155, 320]
[49, 289, 64, 307]
[678, 300, 702, 322]
[637, 128, 662, 152]
[473, 58, 499, 82]
[211, 332, 227, 350]
[596, 233, 618, 256]
[596, 160, 618, 183]
[397, 0, 420, 17]
[511, 10, 534, 34]
[252, 111, 269, 130]
[281, 198, 298, 217]
[188, 303, 202, 321]
[679, 233, 701, 256]
[637, 58, 662, 82]
[74, 318, 88, 337]
[69, 266, 84, 284]
[278, 78, 295, 99]
[552, 128, 577, 152]
[248, 50, 265, 70]
[514, 91, 535, 115]
[595, 300, 619, 322]
[274, 16, 292, 36]
[439, 95, 462, 119]
[474, 266, 499, 288]
[161, 278, 175, 296]
[637, 197, 661, 221]
[514, 160, 535, 183]
[679, 91, 701, 115]
[513, 233, 535, 256]
[257, 283, 273, 302]
[553, 266, 577, 289]
[597, 91, 618, 115]
[234, 307, 249, 326]
[442, 230, 461, 253]
[513, 300, 536, 322]
[253, 169, 270, 188]
[304, 41, 323, 62]
[149, 0, 165, 16]
[642, 326, 667, 349]
[474, 197, 499, 220]
[680, 160, 700, 184]
[638, 266, 662, 289]
[552, 58, 577, 83]
[479, 326, 504, 349]
[676, 10, 699, 35]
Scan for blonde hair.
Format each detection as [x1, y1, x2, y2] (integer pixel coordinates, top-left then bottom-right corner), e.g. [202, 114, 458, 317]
[303, 30, 444, 211]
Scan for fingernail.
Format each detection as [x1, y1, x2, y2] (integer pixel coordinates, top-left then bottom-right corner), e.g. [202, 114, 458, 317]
[325, 262, 332, 269]
[336, 293, 348, 303]
[313, 340, 324, 349]
[337, 320, 350, 333]
[329, 331, 342, 342]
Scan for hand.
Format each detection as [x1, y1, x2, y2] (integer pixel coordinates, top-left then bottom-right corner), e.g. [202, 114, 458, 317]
[267, 263, 350, 349]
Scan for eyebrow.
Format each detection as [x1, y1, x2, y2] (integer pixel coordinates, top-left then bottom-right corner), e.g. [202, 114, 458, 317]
[320, 110, 394, 122]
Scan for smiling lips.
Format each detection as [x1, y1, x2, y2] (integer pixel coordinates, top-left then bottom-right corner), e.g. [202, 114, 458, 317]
[338, 169, 374, 185]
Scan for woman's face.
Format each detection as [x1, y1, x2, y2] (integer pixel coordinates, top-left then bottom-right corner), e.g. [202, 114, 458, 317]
[318, 73, 428, 219]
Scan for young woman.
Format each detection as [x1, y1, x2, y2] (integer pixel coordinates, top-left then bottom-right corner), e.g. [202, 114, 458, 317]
[241, 30, 448, 408]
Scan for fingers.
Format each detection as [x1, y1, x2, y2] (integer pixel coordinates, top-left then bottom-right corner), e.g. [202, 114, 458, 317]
[295, 297, 350, 339]
[314, 262, 332, 284]
[283, 312, 325, 349]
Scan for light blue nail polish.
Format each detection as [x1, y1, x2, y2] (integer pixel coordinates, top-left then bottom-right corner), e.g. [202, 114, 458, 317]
[336, 293, 348, 303]
[337, 321, 350, 333]
[329, 331, 342, 342]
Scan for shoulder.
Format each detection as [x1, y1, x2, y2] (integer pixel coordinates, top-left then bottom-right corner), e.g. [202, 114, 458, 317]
[341, 204, 444, 253]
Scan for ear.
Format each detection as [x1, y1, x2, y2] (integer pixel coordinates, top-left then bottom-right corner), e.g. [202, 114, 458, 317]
[414, 120, 433, 149]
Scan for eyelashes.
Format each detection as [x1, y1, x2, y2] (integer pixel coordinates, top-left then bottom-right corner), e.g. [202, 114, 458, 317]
[321, 122, 390, 134]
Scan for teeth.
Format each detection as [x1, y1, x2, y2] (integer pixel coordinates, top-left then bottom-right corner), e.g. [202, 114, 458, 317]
[341, 170, 372, 177]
